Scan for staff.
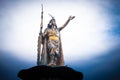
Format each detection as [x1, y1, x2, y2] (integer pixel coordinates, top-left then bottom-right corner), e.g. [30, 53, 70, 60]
[37, 4, 43, 66]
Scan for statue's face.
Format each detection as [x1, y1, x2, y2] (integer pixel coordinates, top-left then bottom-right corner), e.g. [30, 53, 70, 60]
[51, 19, 56, 26]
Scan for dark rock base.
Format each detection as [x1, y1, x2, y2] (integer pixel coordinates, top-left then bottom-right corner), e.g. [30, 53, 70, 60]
[18, 65, 83, 80]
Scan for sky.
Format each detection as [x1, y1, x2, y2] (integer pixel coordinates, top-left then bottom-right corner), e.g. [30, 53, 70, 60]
[0, 0, 120, 80]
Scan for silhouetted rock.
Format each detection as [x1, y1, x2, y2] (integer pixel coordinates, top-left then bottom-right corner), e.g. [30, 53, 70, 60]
[18, 65, 83, 80]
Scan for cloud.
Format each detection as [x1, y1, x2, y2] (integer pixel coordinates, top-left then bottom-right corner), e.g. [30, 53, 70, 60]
[0, 0, 119, 63]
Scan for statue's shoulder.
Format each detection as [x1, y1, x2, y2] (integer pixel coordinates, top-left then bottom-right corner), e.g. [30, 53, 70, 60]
[44, 28, 49, 32]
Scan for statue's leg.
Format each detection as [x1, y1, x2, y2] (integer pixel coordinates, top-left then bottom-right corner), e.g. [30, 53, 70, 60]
[54, 40, 60, 62]
[48, 48, 56, 66]
[49, 53, 54, 63]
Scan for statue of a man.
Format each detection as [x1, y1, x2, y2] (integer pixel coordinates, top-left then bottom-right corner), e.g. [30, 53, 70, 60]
[40, 16, 74, 66]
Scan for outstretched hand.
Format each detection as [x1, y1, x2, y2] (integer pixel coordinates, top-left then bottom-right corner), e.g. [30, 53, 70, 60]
[69, 16, 75, 20]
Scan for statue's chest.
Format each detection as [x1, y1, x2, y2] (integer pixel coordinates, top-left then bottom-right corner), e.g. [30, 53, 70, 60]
[48, 29, 59, 35]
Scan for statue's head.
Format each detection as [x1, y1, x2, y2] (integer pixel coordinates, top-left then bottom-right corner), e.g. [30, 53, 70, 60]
[47, 14, 57, 28]
[49, 18, 56, 26]
[48, 15, 57, 28]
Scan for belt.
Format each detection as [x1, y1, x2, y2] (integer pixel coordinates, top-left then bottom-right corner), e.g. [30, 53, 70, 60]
[49, 36, 59, 40]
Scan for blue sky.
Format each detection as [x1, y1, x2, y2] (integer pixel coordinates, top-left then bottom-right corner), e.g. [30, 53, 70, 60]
[0, 0, 120, 80]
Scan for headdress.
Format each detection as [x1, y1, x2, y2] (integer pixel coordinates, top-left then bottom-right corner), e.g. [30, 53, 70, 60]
[48, 14, 54, 20]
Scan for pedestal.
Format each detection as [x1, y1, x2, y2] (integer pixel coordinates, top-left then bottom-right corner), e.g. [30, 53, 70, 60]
[18, 65, 83, 80]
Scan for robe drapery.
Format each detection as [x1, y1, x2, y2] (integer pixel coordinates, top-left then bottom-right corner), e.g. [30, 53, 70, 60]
[39, 28, 64, 66]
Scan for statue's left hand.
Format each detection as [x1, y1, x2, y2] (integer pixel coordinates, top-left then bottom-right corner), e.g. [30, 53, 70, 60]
[69, 16, 75, 20]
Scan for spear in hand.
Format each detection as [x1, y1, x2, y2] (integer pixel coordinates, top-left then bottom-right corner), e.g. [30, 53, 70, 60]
[37, 4, 43, 66]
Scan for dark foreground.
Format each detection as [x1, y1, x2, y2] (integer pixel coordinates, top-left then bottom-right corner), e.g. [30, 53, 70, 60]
[18, 65, 83, 80]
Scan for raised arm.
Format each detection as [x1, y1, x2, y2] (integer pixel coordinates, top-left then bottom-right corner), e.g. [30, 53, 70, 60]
[59, 16, 75, 31]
